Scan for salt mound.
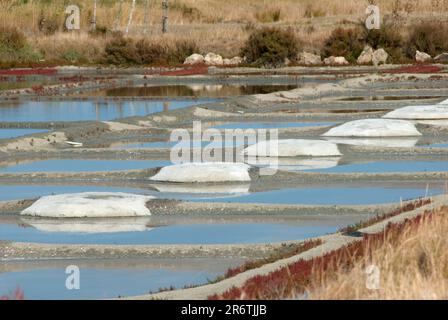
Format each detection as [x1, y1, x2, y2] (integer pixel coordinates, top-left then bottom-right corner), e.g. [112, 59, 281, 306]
[322, 119, 421, 137]
[150, 162, 251, 183]
[21, 192, 154, 218]
[383, 105, 448, 120]
[243, 139, 341, 157]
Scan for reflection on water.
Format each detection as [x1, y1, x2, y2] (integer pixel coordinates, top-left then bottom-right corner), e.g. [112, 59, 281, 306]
[96, 84, 299, 97]
[0, 159, 171, 173]
[309, 160, 448, 173]
[325, 137, 419, 148]
[339, 96, 443, 101]
[0, 99, 217, 122]
[214, 122, 336, 130]
[0, 217, 358, 245]
[247, 157, 341, 172]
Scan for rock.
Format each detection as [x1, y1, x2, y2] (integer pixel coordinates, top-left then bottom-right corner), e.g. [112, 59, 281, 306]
[284, 57, 292, 66]
[322, 119, 421, 137]
[439, 98, 448, 105]
[150, 162, 251, 183]
[415, 50, 432, 62]
[434, 53, 448, 62]
[243, 139, 341, 157]
[21, 192, 154, 218]
[323, 56, 349, 65]
[224, 56, 243, 65]
[204, 52, 223, 66]
[372, 48, 388, 66]
[357, 46, 374, 65]
[183, 53, 204, 65]
[246, 157, 340, 172]
[324, 137, 419, 148]
[383, 105, 448, 120]
[297, 52, 322, 65]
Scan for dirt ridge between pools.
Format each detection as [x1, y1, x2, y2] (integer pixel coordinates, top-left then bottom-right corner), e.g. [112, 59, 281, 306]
[122, 194, 444, 300]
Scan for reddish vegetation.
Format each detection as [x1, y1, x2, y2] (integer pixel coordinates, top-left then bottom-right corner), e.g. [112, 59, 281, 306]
[159, 65, 208, 76]
[0, 68, 57, 76]
[383, 65, 442, 74]
[223, 240, 322, 279]
[209, 209, 437, 300]
[339, 198, 431, 234]
[0, 287, 25, 300]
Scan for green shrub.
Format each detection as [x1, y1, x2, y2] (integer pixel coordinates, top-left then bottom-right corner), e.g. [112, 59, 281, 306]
[241, 27, 300, 68]
[104, 37, 138, 65]
[322, 27, 364, 63]
[0, 26, 42, 64]
[405, 22, 448, 58]
[362, 22, 405, 62]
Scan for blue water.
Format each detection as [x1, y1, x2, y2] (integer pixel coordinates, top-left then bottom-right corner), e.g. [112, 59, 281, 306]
[0, 128, 49, 139]
[0, 222, 343, 245]
[420, 143, 448, 148]
[115, 139, 247, 149]
[214, 122, 336, 129]
[0, 159, 171, 173]
[307, 161, 448, 173]
[0, 99, 217, 122]
[202, 186, 441, 205]
[0, 262, 232, 300]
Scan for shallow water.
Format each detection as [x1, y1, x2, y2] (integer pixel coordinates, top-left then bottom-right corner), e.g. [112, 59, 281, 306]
[0, 99, 217, 122]
[419, 143, 448, 148]
[0, 258, 243, 299]
[339, 95, 442, 101]
[307, 160, 448, 173]
[213, 122, 336, 129]
[0, 217, 358, 245]
[0, 159, 171, 173]
[96, 84, 299, 97]
[202, 186, 441, 205]
[0, 128, 49, 139]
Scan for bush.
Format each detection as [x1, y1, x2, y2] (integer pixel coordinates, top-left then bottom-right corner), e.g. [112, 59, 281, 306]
[105, 37, 198, 66]
[38, 16, 59, 35]
[135, 40, 166, 65]
[255, 8, 282, 23]
[167, 40, 198, 64]
[241, 27, 300, 68]
[0, 26, 26, 50]
[322, 27, 364, 63]
[362, 22, 405, 62]
[104, 37, 138, 65]
[405, 22, 448, 58]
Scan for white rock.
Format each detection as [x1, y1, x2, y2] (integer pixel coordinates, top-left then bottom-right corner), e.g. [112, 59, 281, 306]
[438, 98, 448, 105]
[204, 52, 223, 66]
[22, 217, 151, 233]
[383, 105, 448, 120]
[372, 48, 388, 66]
[357, 45, 374, 65]
[324, 56, 349, 65]
[324, 137, 419, 148]
[21, 192, 154, 218]
[224, 56, 243, 65]
[297, 52, 322, 65]
[434, 53, 448, 62]
[415, 50, 432, 62]
[183, 53, 204, 65]
[322, 119, 421, 137]
[246, 156, 340, 172]
[150, 162, 251, 183]
[243, 139, 341, 157]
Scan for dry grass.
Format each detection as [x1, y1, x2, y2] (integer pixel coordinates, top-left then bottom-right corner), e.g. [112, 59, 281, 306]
[310, 207, 448, 299]
[1, 0, 448, 64]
